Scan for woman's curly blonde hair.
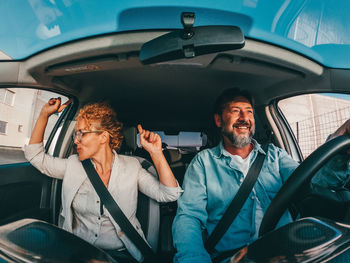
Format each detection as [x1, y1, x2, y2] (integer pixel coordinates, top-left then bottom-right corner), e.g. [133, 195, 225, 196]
[76, 102, 123, 151]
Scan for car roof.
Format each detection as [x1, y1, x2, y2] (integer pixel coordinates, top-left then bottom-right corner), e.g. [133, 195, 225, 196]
[1, 1, 350, 134]
[1, 0, 350, 68]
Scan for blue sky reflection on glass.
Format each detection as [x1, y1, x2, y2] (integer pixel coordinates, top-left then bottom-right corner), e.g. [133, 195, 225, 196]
[1, 0, 350, 68]
[323, 93, 350, 101]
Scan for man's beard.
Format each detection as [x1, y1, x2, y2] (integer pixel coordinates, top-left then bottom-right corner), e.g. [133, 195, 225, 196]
[222, 123, 255, 148]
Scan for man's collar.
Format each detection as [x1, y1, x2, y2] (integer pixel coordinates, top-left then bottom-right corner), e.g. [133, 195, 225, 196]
[212, 139, 266, 159]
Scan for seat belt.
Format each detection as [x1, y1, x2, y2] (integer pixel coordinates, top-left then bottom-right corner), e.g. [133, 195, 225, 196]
[205, 144, 268, 254]
[81, 159, 156, 261]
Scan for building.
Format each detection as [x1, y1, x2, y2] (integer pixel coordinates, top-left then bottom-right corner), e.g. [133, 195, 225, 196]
[0, 88, 64, 164]
[279, 94, 350, 157]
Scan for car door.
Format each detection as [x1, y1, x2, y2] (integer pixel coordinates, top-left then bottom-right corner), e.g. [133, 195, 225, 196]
[0, 87, 74, 226]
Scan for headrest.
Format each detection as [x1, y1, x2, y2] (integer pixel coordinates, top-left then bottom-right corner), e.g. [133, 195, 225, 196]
[122, 126, 137, 153]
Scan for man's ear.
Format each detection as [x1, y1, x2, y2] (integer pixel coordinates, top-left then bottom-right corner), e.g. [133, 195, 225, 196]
[214, 114, 222, 128]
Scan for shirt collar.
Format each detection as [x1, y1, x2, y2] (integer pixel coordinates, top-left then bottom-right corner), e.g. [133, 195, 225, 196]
[212, 138, 267, 159]
[112, 149, 118, 164]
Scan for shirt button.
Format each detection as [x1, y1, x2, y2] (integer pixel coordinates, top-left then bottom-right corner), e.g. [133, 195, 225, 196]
[95, 234, 98, 237]
[251, 196, 255, 200]
[97, 201, 100, 203]
[98, 217, 101, 220]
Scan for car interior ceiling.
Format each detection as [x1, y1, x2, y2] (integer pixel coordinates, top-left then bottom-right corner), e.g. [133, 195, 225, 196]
[17, 34, 328, 130]
[45, 69, 323, 134]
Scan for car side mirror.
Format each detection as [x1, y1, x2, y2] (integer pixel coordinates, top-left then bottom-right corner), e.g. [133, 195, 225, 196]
[139, 12, 245, 64]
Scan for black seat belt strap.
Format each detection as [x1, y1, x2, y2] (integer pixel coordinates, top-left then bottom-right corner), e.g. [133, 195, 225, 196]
[82, 159, 156, 260]
[141, 160, 152, 170]
[205, 144, 268, 254]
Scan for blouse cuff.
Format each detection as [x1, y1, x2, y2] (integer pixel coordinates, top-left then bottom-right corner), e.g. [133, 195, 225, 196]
[160, 181, 184, 195]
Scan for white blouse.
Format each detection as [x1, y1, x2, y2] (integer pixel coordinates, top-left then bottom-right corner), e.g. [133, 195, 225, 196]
[24, 143, 183, 261]
[72, 178, 124, 250]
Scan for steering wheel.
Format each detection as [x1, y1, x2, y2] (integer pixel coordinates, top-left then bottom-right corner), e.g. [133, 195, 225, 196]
[259, 135, 350, 237]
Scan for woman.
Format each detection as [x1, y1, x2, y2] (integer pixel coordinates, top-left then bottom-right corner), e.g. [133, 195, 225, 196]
[24, 98, 182, 262]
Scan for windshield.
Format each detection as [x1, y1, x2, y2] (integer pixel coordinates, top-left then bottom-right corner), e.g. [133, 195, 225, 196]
[1, 0, 350, 68]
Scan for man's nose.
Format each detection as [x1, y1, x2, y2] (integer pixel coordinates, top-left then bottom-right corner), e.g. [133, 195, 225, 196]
[239, 111, 249, 121]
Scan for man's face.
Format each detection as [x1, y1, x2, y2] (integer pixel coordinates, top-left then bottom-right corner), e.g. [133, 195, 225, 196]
[215, 96, 255, 148]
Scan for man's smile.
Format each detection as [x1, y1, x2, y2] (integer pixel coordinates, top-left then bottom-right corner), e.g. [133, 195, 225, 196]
[233, 122, 251, 133]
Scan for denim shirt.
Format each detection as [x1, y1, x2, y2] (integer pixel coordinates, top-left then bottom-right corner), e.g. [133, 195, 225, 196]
[172, 140, 297, 263]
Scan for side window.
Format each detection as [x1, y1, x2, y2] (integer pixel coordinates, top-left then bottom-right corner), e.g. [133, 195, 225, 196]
[278, 93, 350, 158]
[0, 88, 68, 165]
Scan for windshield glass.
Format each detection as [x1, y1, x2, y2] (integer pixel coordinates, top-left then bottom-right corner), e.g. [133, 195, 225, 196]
[1, 0, 350, 68]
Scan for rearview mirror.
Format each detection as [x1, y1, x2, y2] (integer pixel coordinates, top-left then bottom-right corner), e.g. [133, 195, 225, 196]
[139, 13, 245, 64]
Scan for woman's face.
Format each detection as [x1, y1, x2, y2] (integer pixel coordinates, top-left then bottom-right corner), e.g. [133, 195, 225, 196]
[74, 119, 104, 161]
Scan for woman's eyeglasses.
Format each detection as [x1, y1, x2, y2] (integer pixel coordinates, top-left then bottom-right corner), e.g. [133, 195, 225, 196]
[73, 130, 105, 142]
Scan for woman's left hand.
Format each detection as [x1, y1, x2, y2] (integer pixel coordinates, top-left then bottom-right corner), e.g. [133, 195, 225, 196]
[138, 124, 162, 155]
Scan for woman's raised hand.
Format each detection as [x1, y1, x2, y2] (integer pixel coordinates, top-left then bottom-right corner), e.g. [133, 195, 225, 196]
[137, 124, 162, 155]
[137, 124, 177, 187]
[41, 97, 72, 117]
[29, 98, 72, 144]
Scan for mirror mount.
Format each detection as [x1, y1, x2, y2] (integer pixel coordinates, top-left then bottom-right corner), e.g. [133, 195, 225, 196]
[181, 12, 196, 58]
[181, 12, 195, 40]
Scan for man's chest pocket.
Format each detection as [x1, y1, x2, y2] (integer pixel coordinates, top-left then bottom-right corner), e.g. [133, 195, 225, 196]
[259, 166, 283, 199]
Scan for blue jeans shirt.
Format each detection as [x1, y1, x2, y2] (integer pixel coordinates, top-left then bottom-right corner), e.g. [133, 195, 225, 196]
[172, 140, 350, 263]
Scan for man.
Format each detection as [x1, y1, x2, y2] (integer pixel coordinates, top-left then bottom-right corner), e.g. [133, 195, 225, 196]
[172, 88, 350, 263]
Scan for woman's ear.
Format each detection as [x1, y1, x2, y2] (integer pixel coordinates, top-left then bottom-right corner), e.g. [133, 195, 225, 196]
[214, 114, 222, 128]
[100, 131, 110, 144]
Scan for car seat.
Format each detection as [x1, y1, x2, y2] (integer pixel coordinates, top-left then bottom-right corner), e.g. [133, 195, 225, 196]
[121, 126, 160, 252]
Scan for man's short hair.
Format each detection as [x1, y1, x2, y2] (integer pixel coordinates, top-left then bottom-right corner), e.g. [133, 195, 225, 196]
[213, 88, 255, 115]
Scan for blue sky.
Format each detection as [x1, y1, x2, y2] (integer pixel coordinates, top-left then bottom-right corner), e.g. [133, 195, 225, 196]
[323, 93, 350, 101]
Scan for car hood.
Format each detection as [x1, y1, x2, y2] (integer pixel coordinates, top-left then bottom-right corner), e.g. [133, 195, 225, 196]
[1, 0, 350, 68]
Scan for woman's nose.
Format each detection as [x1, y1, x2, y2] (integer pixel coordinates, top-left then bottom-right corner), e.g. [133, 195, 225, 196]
[73, 136, 80, 145]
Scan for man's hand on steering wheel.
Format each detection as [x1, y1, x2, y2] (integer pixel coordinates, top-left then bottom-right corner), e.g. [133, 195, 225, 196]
[329, 119, 350, 153]
[259, 135, 350, 237]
